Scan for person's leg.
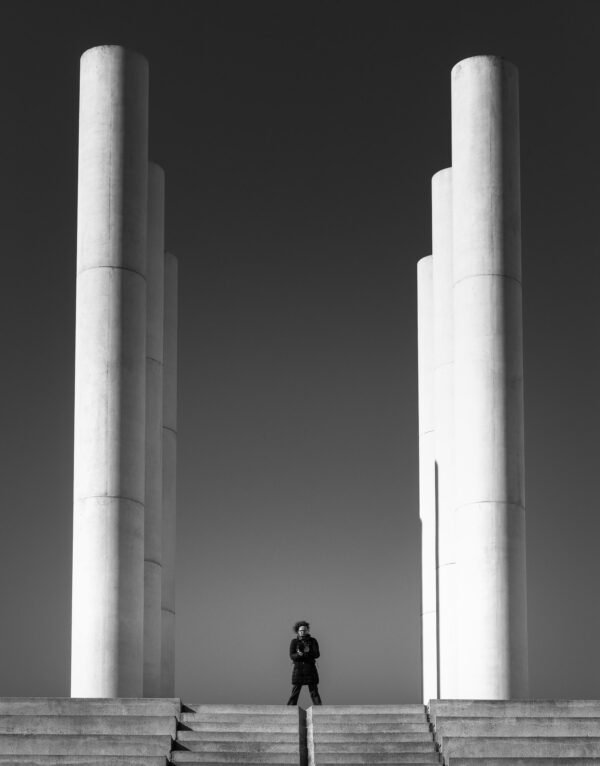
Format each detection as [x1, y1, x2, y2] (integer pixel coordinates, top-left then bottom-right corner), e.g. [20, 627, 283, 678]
[309, 684, 322, 705]
[287, 684, 302, 705]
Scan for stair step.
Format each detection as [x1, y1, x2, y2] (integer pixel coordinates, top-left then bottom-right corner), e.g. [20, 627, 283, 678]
[179, 720, 299, 732]
[312, 733, 434, 743]
[175, 739, 299, 753]
[448, 760, 600, 766]
[0, 716, 175, 736]
[435, 716, 600, 740]
[314, 742, 436, 754]
[0, 734, 172, 756]
[0, 758, 168, 765]
[176, 730, 299, 741]
[310, 715, 429, 724]
[429, 700, 600, 722]
[307, 755, 440, 764]
[311, 706, 426, 715]
[442, 736, 600, 758]
[312, 723, 431, 733]
[0, 700, 179, 717]
[171, 752, 300, 763]
[182, 705, 298, 715]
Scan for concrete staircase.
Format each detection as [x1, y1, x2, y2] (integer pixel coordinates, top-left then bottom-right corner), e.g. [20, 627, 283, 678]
[0, 697, 178, 764]
[172, 704, 305, 764]
[3, 698, 600, 765]
[430, 700, 600, 765]
[307, 705, 439, 765]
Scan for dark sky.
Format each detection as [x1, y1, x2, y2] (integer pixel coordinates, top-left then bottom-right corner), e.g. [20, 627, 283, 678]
[1, 0, 599, 704]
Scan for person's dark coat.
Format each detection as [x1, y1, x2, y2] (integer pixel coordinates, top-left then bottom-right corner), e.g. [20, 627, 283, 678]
[289, 635, 320, 685]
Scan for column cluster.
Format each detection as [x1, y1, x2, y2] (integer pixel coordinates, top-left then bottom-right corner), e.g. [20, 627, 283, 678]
[418, 55, 528, 702]
[71, 46, 178, 698]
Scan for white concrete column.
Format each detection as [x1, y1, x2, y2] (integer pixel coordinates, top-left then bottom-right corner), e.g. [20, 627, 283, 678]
[452, 55, 528, 698]
[144, 162, 165, 696]
[71, 45, 148, 697]
[432, 168, 456, 698]
[417, 255, 437, 704]
[161, 251, 178, 696]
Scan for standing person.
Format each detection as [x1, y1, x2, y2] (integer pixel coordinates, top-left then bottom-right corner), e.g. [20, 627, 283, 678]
[287, 620, 323, 705]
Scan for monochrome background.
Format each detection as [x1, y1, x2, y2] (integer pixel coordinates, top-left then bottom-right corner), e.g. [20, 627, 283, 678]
[1, 0, 598, 703]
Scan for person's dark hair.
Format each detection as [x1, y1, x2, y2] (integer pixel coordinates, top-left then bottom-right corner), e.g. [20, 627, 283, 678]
[293, 620, 310, 633]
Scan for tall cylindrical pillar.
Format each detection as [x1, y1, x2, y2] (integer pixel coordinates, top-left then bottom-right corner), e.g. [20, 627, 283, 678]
[71, 45, 149, 697]
[452, 55, 528, 698]
[144, 162, 165, 696]
[417, 255, 437, 703]
[432, 168, 456, 698]
[161, 251, 178, 696]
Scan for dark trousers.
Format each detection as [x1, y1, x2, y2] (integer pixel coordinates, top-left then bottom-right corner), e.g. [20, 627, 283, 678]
[287, 683, 322, 706]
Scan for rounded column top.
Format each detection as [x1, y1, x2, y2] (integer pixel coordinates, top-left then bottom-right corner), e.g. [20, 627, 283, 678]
[452, 54, 517, 78]
[417, 253, 433, 270]
[80, 44, 148, 71]
[432, 166, 452, 186]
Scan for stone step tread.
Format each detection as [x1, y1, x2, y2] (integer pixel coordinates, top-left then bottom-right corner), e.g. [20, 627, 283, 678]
[0, 716, 175, 735]
[179, 722, 299, 732]
[171, 753, 300, 763]
[436, 715, 600, 726]
[182, 706, 298, 715]
[177, 730, 300, 740]
[312, 724, 432, 732]
[179, 710, 300, 723]
[429, 701, 600, 720]
[311, 715, 429, 723]
[0, 759, 168, 765]
[307, 757, 440, 764]
[441, 736, 600, 757]
[171, 763, 298, 766]
[435, 718, 600, 739]
[448, 760, 600, 766]
[445, 736, 600, 744]
[314, 742, 437, 753]
[313, 733, 434, 742]
[0, 734, 172, 756]
[308, 704, 426, 716]
[175, 741, 299, 753]
[0, 700, 180, 717]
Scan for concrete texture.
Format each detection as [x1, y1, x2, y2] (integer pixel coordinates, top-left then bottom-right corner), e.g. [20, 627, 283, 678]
[0, 716, 175, 735]
[0, 735, 172, 755]
[306, 755, 439, 764]
[172, 704, 303, 766]
[71, 45, 149, 698]
[432, 167, 456, 699]
[0, 759, 168, 765]
[182, 705, 302, 715]
[435, 716, 600, 741]
[0, 698, 177, 762]
[448, 760, 600, 766]
[441, 737, 600, 758]
[144, 162, 166, 698]
[310, 706, 426, 714]
[430, 700, 600, 721]
[178, 730, 299, 739]
[172, 755, 300, 764]
[451, 54, 528, 699]
[417, 255, 437, 704]
[0, 699, 179, 716]
[432, 700, 600, 764]
[307, 705, 437, 766]
[161, 251, 178, 697]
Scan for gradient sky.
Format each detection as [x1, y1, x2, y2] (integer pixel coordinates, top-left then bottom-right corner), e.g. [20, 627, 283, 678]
[0, 0, 599, 705]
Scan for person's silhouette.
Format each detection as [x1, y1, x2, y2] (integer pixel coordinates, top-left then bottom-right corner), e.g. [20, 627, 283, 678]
[286, 620, 322, 705]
